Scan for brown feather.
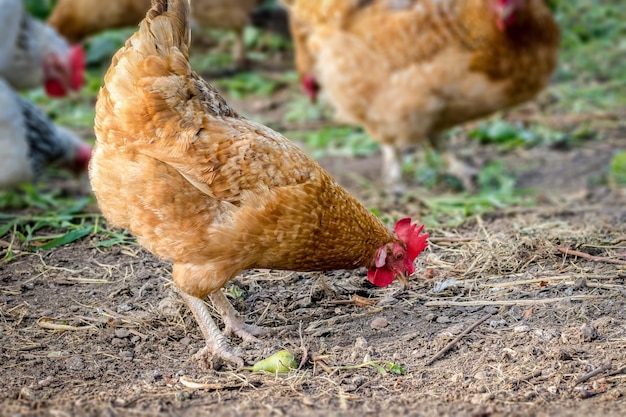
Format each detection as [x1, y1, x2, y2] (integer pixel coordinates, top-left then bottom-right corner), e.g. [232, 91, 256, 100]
[90, 0, 398, 300]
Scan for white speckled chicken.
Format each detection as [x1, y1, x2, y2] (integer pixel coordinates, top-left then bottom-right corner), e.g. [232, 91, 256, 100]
[0, 0, 85, 97]
[0, 79, 91, 189]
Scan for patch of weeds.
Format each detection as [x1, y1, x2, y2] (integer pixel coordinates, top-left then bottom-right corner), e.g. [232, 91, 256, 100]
[191, 52, 234, 74]
[0, 186, 95, 260]
[284, 94, 331, 123]
[21, 71, 101, 128]
[608, 151, 626, 186]
[289, 126, 379, 159]
[84, 28, 137, 67]
[243, 26, 291, 59]
[24, 0, 56, 19]
[0, 185, 133, 261]
[422, 162, 534, 227]
[335, 360, 406, 376]
[404, 148, 447, 189]
[213, 72, 281, 98]
[94, 227, 136, 248]
[468, 119, 589, 149]
[550, 1, 626, 112]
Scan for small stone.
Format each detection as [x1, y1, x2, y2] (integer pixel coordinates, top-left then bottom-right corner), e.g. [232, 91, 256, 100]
[483, 306, 499, 315]
[474, 371, 488, 380]
[580, 324, 598, 342]
[37, 377, 53, 387]
[424, 313, 436, 322]
[370, 318, 389, 329]
[65, 356, 85, 371]
[489, 319, 507, 327]
[117, 303, 134, 313]
[115, 328, 131, 338]
[175, 391, 191, 402]
[450, 373, 464, 383]
[548, 386, 558, 394]
[354, 336, 368, 349]
[119, 350, 134, 361]
[514, 325, 531, 333]
[436, 315, 451, 324]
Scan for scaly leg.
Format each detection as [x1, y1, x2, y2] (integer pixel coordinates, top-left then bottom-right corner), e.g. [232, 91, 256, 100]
[381, 144, 405, 196]
[179, 291, 244, 369]
[209, 290, 266, 342]
[232, 27, 247, 69]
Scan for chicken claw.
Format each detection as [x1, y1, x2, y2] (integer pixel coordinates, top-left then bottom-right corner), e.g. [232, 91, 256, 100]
[209, 290, 266, 343]
[179, 292, 244, 369]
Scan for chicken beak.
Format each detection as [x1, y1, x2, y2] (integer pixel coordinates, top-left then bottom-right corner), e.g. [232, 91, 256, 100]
[397, 272, 409, 290]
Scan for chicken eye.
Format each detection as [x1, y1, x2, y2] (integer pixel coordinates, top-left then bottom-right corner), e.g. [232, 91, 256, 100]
[396, 253, 404, 260]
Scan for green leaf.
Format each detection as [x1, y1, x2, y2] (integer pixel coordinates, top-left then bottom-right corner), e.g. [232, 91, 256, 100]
[388, 363, 406, 375]
[39, 227, 92, 250]
[251, 350, 297, 373]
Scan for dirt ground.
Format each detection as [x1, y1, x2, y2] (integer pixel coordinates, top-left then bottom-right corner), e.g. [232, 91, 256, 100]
[1, 67, 626, 416]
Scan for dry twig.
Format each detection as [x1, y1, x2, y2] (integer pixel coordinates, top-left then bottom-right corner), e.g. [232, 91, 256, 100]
[558, 247, 626, 266]
[425, 295, 607, 308]
[510, 370, 542, 386]
[425, 313, 494, 366]
[575, 363, 612, 385]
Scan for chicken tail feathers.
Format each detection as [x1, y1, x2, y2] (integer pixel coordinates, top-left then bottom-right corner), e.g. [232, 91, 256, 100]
[141, 0, 191, 57]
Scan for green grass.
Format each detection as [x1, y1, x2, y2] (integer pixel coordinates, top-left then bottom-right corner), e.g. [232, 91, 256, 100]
[550, 0, 626, 112]
[290, 126, 379, 159]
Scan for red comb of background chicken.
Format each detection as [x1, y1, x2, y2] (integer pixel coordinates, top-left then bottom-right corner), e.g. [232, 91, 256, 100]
[72, 143, 92, 174]
[301, 74, 320, 103]
[45, 45, 86, 97]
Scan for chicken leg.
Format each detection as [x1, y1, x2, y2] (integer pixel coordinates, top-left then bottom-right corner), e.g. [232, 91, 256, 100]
[208, 290, 266, 341]
[179, 291, 245, 368]
[232, 27, 247, 69]
[381, 143, 405, 196]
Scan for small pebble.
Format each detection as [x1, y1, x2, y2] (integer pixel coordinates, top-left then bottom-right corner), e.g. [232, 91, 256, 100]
[436, 315, 451, 324]
[354, 336, 368, 349]
[370, 318, 389, 329]
[514, 325, 531, 333]
[580, 324, 598, 342]
[115, 328, 131, 339]
[119, 351, 134, 361]
[175, 391, 191, 402]
[483, 306, 499, 315]
[65, 356, 85, 371]
[474, 371, 488, 380]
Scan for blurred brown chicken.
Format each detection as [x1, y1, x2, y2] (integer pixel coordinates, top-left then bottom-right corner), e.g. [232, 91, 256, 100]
[48, 0, 263, 66]
[284, 0, 560, 193]
[90, 0, 428, 368]
[47, 0, 152, 43]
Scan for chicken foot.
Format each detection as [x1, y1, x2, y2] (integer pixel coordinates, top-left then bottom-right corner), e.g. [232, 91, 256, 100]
[179, 291, 245, 368]
[208, 290, 266, 342]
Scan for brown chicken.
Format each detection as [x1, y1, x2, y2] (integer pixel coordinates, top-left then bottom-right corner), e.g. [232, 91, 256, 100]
[48, 0, 262, 66]
[90, 0, 428, 368]
[284, 0, 560, 193]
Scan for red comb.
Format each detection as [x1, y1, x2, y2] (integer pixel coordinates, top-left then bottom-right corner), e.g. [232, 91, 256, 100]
[44, 45, 86, 98]
[394, 218, 429, 262]
[70, 45, 86, 91]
